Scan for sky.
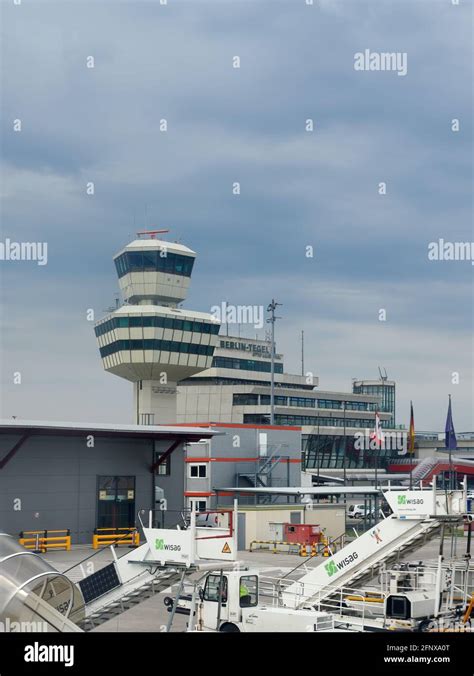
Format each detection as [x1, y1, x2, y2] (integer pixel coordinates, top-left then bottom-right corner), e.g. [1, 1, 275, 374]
[0, 0, 472, 431]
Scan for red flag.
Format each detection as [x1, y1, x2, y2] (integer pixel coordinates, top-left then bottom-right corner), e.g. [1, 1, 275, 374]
[370, 410, 384, 447]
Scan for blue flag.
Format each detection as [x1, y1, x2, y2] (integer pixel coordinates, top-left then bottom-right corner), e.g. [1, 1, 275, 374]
[445, 395, 457, 451]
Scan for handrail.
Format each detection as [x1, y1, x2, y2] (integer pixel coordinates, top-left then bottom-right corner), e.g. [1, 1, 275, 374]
[62, 529, 142, 576]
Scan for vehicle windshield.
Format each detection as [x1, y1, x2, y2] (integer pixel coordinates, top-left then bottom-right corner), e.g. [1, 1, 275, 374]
[203, 575, 228, 603]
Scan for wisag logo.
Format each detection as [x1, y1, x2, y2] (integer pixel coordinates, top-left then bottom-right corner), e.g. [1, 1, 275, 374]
[155, 538, 181, 552]
[324, 560, 338, 577]
[324, 552, 359, 577]
[397, 495, 424, 506]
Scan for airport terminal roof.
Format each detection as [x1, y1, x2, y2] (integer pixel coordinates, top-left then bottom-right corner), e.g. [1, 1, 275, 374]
[0, 419, 220, 440]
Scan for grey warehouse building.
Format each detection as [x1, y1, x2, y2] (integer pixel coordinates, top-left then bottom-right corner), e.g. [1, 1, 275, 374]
[183, 422, 302, 511]
[0, 419, 217, 544]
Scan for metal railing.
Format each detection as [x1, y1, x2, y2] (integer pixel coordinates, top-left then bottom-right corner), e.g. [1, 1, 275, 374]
[257, 561, 474, 631]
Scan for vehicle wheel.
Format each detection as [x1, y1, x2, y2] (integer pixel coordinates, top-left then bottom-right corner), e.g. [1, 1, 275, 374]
[219, 622, 240, 633]
[418, 618, 437, 632]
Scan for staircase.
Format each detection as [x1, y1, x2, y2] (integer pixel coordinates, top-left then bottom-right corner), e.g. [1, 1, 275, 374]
[411, 457, 440, 483]
[330, 519, 442, 593]
[282, 514, 457, 610]
[80, 566, 183, 630]
[237, 445, 289, 504]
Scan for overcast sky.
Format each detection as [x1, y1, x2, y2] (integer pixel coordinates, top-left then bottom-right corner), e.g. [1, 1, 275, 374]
[0, 0, 472, 431]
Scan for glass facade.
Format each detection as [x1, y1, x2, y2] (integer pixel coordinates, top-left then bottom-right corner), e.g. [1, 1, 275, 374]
[233, 394, 287, 406]
[114, 251, 195, 279]
[317, 399, 377, 412]
[260, 394, 294, 406]
[182, 377, 311, 389]
[212, 357, 283, 374]
[232, 394, 379, 414]
[243, 413, 382, 428]
[99, 339, 214, 358]
[353, 382, 396, 424]
[95, 315, 220, 337]
[303, 434, 398, 470]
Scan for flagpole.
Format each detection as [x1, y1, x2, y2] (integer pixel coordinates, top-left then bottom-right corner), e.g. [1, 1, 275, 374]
[375, 409, 379, 488]
[449, 394, 453, 491]
[445, 394, 457, 492]
[409, 400, 414, 491]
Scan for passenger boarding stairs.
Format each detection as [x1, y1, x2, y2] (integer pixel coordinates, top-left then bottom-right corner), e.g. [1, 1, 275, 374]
[80, 565, 183, 630]
[76, 506, 238, 631]
[411, 457, 441, 483]
[282, 486, 467, 610]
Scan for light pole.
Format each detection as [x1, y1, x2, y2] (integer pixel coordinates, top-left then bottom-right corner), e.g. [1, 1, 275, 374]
[266, 299, 282, 425]
[343, 400, 347, 493]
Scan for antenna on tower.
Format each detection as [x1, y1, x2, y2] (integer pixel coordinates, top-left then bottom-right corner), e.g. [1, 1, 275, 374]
[104, 294, 120, 313]
[136, 229, 170, 240]
[378, 366, 388, 382]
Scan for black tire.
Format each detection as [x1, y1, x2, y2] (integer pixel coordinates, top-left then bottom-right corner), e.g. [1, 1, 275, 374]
[418, 618, 437, 632]
[219, 622, 240, 633]
[163, 597, 173, 608]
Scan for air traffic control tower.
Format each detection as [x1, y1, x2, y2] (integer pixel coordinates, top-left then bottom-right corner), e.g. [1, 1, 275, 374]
[95, 230, 220, 424]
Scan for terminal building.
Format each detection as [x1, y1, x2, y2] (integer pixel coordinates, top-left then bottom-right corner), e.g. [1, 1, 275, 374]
[178, 337, 393, 429]
[352, 377, 396, 428]
[177, 335, 400, 473]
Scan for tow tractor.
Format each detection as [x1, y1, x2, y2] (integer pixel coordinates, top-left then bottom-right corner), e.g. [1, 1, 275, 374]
[166, 568, 336, 632]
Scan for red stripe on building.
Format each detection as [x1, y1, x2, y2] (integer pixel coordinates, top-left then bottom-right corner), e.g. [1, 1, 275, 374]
[185, 457, 301, 463]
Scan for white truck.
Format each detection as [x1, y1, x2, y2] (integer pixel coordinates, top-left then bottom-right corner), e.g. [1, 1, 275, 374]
[165, 568, 335, 632]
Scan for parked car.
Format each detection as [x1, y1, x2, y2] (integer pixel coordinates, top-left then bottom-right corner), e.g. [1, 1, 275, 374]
[347, 504, 385, 519]
[347, 504, 367, 519]
[195, 512, 220, 528]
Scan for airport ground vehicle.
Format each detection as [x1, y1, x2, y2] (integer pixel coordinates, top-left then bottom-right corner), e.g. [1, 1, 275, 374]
[2, 482, 472, 633]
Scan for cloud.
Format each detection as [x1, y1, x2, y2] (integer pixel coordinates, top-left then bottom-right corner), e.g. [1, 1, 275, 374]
[0, 0, 472, 430]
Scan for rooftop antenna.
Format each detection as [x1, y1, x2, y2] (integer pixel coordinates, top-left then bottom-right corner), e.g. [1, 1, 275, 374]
[104, 293, 120, 313]
[378, 366, 388, 382]
[136, 228, 170, 240]
[267, 299, 282, 425]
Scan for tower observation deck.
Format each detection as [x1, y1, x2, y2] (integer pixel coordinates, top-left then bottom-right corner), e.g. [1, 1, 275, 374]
[95, 231, 220, 424]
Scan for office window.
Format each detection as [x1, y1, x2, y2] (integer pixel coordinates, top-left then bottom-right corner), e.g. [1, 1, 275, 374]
[189, 463, 207, 478]
[154, 452, 170, 476]
[233, 394, 259, 406]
